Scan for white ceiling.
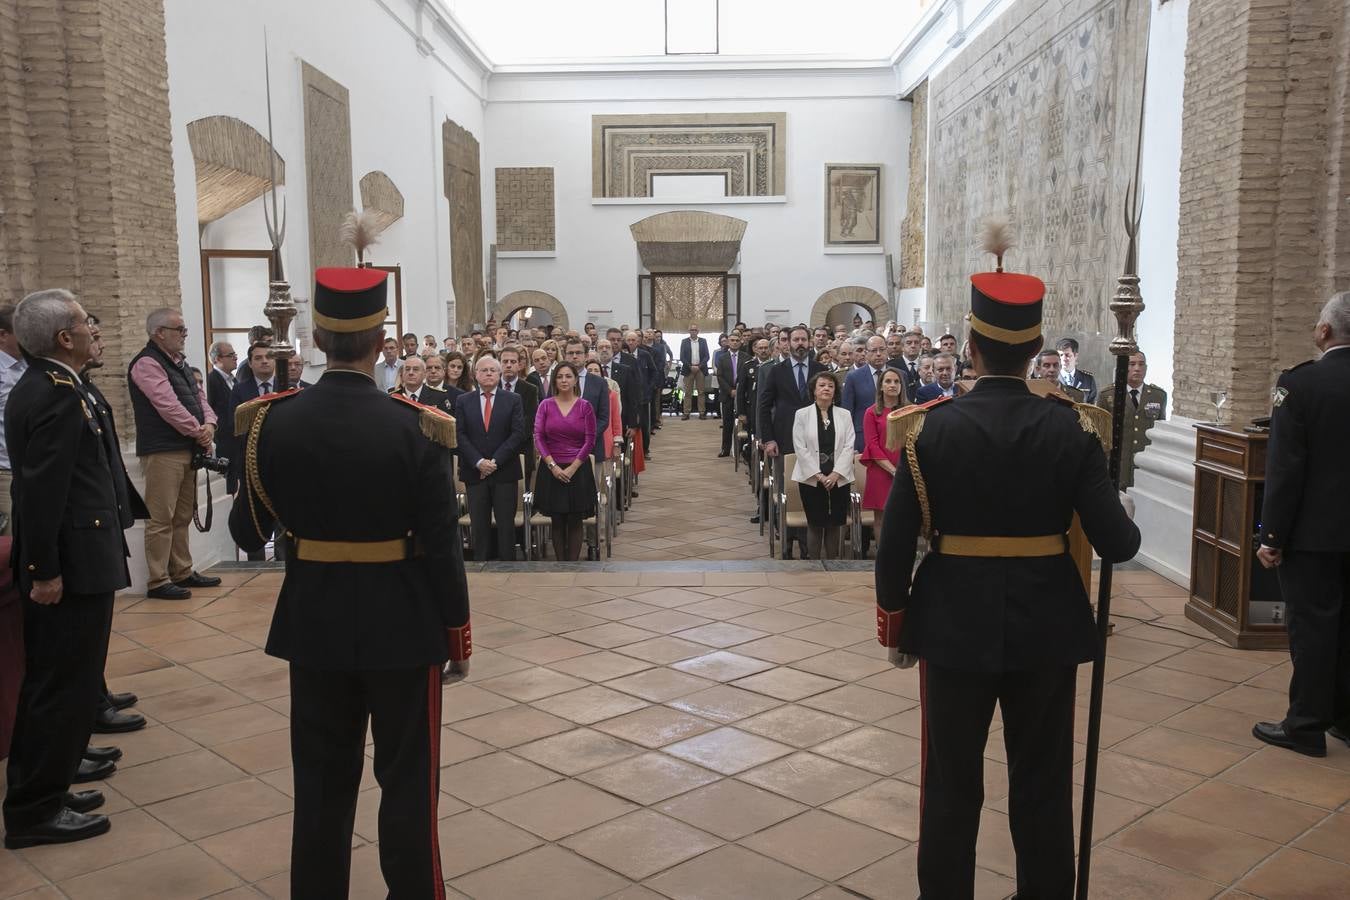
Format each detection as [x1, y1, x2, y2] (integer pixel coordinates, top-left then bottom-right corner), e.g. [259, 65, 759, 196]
[443, 0, 928, 64]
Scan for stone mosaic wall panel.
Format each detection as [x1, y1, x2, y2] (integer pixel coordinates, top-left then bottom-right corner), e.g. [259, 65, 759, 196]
[443, 118, 484, 334]
[301, 62, 354, 271]
[495, 167, 555, 251]
[928, 0, 1148, 356]
[592, 113, 787, 198]
[899, 82, 928, 289]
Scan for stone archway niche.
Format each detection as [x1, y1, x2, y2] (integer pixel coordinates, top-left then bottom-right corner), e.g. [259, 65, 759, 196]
[186, 115, 285, 224]
[491, 290, 569, 332]
[808, 286, 891, 330]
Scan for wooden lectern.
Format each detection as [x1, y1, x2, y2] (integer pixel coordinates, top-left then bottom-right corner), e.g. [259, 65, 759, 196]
[1185, 425, 1288, 649]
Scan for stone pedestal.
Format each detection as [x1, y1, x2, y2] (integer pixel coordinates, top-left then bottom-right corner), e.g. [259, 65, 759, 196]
[1128, 417, 1198, 587]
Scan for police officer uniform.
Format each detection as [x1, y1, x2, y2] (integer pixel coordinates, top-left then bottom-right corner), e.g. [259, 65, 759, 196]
[230, 266, 471, 899]
[1098, 381, 1167, 489]
[875, 260, 1139, 899]
[1254, 345, 1350, 756]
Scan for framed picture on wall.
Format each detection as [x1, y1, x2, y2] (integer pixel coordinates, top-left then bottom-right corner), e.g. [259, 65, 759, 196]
[824, 163, 881, 246]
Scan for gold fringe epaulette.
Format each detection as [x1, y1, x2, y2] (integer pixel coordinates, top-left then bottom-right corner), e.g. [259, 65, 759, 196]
[886, 404, 926, 452]
[234, 388, 301, 437]
[1075, 402, 1112, 452]
[390, 393, 457, 449]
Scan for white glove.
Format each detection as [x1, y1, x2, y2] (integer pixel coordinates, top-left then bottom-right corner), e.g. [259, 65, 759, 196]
[887, 646, 919, 669]
[441, 658, 470, 684]
[1118, 491, 1136, 520]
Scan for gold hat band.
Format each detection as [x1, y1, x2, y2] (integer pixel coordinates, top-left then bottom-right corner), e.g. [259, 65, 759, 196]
[312, 307, 389, 333]
[968, 314, 1041, 345]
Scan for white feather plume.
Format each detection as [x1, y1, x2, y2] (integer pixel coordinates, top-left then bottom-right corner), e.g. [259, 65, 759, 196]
[339, 209, 381, 264]
[979, 213, 1015, 270]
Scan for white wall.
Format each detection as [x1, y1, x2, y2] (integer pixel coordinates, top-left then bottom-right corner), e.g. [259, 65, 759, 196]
[164, 0, 489, 374]
[485, 67, 908, 329]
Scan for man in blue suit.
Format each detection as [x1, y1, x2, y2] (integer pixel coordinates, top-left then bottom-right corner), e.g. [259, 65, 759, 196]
[453, 355, 526, 561]
[841, 336, 889, 451]
[563, 339, 610, 461]
[916, 352, 959, 403]
[679, 325, 710, 419]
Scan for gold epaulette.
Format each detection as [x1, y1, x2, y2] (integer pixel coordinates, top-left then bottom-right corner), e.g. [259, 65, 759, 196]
[885, 404, 926, 452]
[1075, 402, 1113, 452]
[390, 393, 457, 449]
[234, 388, 301, 436]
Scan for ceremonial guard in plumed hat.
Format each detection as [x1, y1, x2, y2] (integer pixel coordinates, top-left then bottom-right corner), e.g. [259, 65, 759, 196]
[874, 218, 1140, 899]
[230, 265, 471, 900]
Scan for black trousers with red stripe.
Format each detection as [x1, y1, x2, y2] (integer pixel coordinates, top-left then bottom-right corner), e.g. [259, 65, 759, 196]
[289, 663, 444, 900]
[918, 662, 1077, 900]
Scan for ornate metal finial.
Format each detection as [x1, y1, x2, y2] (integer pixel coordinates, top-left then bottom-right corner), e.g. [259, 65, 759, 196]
[1109, 42, 1150, 360]
[260, 29, 296, 391]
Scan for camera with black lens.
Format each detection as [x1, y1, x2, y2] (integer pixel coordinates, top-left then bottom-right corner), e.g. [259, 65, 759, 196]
[191, 452, 230, 475]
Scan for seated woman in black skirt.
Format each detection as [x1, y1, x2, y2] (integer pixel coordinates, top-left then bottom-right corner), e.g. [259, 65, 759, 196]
[790, 370, 857, 559]
[532, 362, 597, 560]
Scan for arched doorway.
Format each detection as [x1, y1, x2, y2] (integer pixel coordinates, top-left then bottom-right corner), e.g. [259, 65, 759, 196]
[809, 286, 891, 331]
[492, 290, 569, 333]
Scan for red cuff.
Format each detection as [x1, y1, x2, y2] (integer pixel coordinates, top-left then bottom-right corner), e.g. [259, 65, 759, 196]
[448, 623, 472, 661]
[877, 607, 904, 648]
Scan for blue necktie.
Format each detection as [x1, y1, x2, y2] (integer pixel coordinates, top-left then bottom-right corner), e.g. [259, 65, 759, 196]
[795, 363, 806, 397]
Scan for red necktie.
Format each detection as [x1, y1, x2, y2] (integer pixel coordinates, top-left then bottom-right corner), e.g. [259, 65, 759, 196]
[483, 391, 492, 428]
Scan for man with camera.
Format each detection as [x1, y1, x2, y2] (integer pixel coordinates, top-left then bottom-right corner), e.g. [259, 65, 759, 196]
[127, 308, 222, 600]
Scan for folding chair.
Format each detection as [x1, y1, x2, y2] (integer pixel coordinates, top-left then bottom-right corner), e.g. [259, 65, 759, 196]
[778, 453, 807, 560]
[521, 465, 554, 560]
[452, 470, 473, 555]
[582, 455, 609, 560]
[848, 463, 868, 560]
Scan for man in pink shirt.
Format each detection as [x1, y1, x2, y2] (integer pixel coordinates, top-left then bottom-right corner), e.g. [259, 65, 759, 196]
[127, 308, 221, 600]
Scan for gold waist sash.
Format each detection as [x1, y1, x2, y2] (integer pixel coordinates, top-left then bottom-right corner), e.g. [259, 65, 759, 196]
[932, 534, 1067, 558]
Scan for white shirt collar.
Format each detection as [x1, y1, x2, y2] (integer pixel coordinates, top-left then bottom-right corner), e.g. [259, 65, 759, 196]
[40, 357, 83, 383]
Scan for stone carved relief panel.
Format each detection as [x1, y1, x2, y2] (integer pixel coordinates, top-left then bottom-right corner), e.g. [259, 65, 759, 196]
[592, 113, 787, 198]
[444, 119, 484, 334]
[301, 63, 354, 271]
[495, 167, 555, 252]
[899, 82, 928, 288]
[927, 0, 1148, 355]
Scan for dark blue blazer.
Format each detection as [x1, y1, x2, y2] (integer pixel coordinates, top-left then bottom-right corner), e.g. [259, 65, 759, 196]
[230, 372, 273, 407]
[679, 337, 710, 375]
[453, 388, 526, 485]
[841, 365, 881, 451]
[916, 382, 956, 403]
[577, 370, 611, 461]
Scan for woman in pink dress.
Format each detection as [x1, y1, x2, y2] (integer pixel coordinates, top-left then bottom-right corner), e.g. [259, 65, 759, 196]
[860, 367, 905, 542]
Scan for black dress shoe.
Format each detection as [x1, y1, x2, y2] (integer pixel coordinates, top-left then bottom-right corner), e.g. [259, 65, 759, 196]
[1330, 725, 1350, 748]
[174, 572, 222, 588]
[92, 707, 145, 734]
[145, 583, 191, 600]
[84, 745, 123, 763]
[73, 758, 117, 783]
[718, 451, 731, 458]
[3, 808, 110, 849]
[1253, 721, 1326, 757]
[64, 790, 105, 814]
[107, 691, 138, 710]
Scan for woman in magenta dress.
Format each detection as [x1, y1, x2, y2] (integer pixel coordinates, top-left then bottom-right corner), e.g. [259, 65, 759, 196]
[533, 362, 597, 560]
[860, 367, 905, 542]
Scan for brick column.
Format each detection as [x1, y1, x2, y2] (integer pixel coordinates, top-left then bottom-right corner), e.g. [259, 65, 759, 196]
[0, 0, 180, 436]
[1174, 0, 1350, 422]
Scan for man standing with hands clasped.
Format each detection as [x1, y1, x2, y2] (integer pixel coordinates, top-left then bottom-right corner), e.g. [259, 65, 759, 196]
[454, 355, 526, 562]
[1253, 291, 1350, 757]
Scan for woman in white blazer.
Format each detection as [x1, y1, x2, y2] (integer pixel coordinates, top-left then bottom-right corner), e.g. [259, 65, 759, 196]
[791, 370, 856, 559]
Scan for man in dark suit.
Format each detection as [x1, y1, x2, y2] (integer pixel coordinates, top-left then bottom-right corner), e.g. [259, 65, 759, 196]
[206, 341, 240, 492]
[876, 263, 1139, 899]
[679, 325, 710, 419]
[1056, 337, 1098, 403]
[388, 355, 437, 406]
[714, 332, 749, 457]
[629, 331, 661, 455]
[887, 329, 924, 400]
[231, 341, 278, 406]
[756, 325, 826, 458]
[230, 267, 470, 899]
[498, 345, 539, 479]
[563, 339, 610, 461]
[841, 336, 889, 451]
[3, 289, 128, 848]
[915, 352, 959, 403]
[1254, 292, 1350, 757]
[598, 338, 641, 444]
[736, 337, 771, 464]
[454, 355, 526, 561]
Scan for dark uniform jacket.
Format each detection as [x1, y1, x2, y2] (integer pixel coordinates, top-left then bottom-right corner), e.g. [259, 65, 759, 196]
[6, 359, 133, 595]
[1260, 347, 1350, 552]
[1098, 382, 1167, 489]
[876, 377, 1140, 672]
[1062, 368, 1098, 404]
[756, 356, 826, 451]
[83, 376, 150, 529]
[229, 369, 470, 669]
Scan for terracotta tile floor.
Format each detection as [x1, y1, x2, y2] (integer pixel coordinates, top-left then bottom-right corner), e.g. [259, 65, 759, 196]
[3, 417, 1350, 898]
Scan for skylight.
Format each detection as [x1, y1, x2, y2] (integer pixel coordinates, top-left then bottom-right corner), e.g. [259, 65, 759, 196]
[443, 0, 926, 64]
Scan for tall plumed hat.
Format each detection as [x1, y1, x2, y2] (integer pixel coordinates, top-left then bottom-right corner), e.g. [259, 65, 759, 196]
[968, 214, 1045, 346]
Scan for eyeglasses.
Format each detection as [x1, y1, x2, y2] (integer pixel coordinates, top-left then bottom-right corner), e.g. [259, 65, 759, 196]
[219, 351, 238, 358]
[159, 325, 188, 335]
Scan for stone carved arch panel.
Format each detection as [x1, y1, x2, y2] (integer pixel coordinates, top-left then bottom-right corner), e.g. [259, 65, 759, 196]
[492, 290, 569, 332]
[359, 171, 404, 233]
[629, 210, 747, 272]
[808, 286, 891, 330]
[186, 115, 285, 224]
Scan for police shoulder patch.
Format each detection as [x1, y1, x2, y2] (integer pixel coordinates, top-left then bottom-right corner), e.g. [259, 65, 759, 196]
[1272, 386, 1289, 408]
[234, 388, 301, 436]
